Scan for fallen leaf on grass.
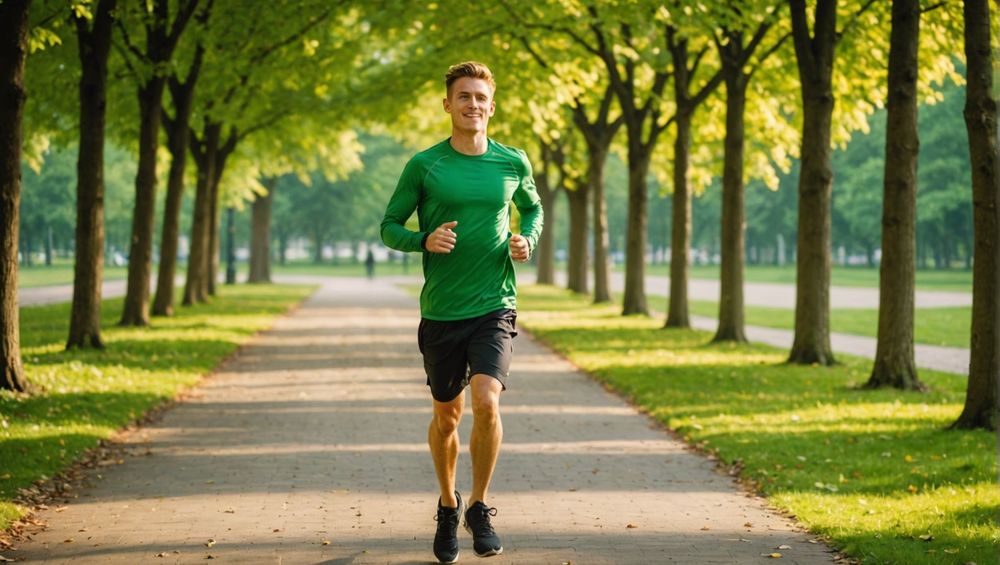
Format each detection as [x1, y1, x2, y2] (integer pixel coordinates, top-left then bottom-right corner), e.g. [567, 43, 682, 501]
[321, 540, 331, 546]
[155, 552, 168, 558]
[762, 553, 782, 558]
[206, 554, 216, 559]
[63, 538, 74, 543]
[917, 534, 934, 541]
[0, 555, 14, 562]
[626, 523, 637, 529]
[55, 506, 68, 513]
[205, 539, 216, 548]
[700, 526, 710, 531]
[223, 510, 235, 514]
[776, 545, 791, 550]
[744, 522, 753, 528]
[943, 548, 959, 554]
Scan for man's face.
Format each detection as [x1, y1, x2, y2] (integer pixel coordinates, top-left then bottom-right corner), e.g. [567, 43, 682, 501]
[443, 77, 495, 134]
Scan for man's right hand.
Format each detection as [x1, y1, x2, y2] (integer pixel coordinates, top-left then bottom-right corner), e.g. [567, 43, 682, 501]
[425, 220, 458, 253]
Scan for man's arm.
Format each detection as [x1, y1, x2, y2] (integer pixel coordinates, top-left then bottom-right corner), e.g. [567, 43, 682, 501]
[380, 158, 427, 253]
[512, 150, 544, 255]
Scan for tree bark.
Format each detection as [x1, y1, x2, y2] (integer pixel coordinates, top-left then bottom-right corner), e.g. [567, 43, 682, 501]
[120, 0, 198, 325]
[590, 143, 612, 303]
[565, 185, 589, 294]
[153, 46, 202, 316]
[951, 0, 998, 429]
[621, 135, 651, 316]
[0, 0, 30, 392]
[713, 58, 749, 343]
[788, 0, 836, 364]
[666, 109, 693, 328]
[67, 0, 115, 349]
[533, 147, 558, 285]
[663, 28, 725, 329]
[248, 178, 275, 283]
[866, 0, 925, 390]
[183, 122, 219, 305]
[120, 77, 167, 326]
[207, 171, 220, 295]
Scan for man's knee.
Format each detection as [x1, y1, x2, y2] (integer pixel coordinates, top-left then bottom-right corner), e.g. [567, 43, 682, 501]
[470, 376, 501, 421]
[432, 400, 462, 435]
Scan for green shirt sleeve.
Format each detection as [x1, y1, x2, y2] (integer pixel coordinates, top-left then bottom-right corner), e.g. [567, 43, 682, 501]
[513, 149, 544, 252]
[380, 157, 427, 253]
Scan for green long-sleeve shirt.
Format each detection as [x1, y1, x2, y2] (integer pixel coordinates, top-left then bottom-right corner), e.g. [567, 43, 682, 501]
[380, 138, 544, 321]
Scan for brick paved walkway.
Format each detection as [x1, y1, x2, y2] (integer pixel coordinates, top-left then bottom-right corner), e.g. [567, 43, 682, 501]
[14, 278, 837, 564]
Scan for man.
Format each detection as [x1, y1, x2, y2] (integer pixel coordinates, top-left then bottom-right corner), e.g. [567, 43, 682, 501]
[380, 61, 543, 563]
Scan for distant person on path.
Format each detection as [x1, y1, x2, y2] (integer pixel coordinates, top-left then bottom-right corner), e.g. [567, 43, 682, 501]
[380, 61, 543, 563]
[365, 249, 375, 279]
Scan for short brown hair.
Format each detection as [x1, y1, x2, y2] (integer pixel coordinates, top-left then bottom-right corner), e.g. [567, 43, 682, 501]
[445, 61, 495, 96]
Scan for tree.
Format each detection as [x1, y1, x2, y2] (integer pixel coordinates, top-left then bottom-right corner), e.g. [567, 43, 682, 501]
[67, 0, 116, 348]
[534, 136, 566, 285]
[117, 0, 200, 326]
[664, 22, 725, 328]
[0, 0, 31, 392]
[247, 176, 274, 283]
[865, 0, 925, 390]
[712, 3, 788, 343]
[951, 0, 998, 429]
[153, 3, 209, 316]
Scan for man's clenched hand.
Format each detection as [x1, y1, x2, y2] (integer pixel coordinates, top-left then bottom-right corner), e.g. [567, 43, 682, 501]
[509, 234, 530, 262]
[425, 221, 458, 253]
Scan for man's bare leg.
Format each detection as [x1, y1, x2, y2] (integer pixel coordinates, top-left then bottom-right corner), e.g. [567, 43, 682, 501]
[429, 393, 464, 508]
[468, 374, 503, 505]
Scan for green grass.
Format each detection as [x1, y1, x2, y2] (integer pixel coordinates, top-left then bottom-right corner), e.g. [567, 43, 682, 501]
[18, 262, 129, 289]
[681, 299, 970, 349]
[0, 283, 315, 530]
[517, 285, 997, 565]
[638, 264, 973, 293]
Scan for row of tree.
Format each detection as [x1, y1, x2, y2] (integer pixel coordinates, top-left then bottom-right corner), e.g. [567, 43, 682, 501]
[1, 1, 997, 432]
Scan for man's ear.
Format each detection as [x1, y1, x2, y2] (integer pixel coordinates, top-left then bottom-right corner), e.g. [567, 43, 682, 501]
[443, 97, 451, 112]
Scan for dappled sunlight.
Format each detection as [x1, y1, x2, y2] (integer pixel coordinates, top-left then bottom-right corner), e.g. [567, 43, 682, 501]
[517, 285, 997, 564]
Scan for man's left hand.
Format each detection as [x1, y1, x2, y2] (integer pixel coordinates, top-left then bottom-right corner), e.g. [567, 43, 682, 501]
[509, 234, 530, 262]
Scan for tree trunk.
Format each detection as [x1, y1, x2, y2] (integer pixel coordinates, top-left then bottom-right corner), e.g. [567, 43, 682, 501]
[866, 0, 924, 390]
[789, 0, 837, 364]
[666, 110, 693, 328]
[67, 0, 115, 349]
[248, 179, 274, 283]
[566, 186, 589, 294]
[312, 232, 323, 264]
[713, 68, 749, 342]
[534, 165, 558, 285]
[120, 78, 167, 326]
[591, 144, 612, 303]
[153, 53, 200, 316]
[952, 0, 998, 429]
[0, 0, 29, 392]
[183, 123, 219, 305]
[621, 141, 650, 316]
[207, 174, 220, 295]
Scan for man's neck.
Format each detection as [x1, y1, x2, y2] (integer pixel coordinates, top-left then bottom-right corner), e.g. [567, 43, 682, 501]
[449, 130, 488, 156]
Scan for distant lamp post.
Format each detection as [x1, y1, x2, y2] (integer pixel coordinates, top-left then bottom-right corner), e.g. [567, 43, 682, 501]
[225, 207, 236, 284]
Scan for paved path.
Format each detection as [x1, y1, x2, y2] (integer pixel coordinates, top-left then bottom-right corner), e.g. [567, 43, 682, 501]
[13, 278, 835, 564]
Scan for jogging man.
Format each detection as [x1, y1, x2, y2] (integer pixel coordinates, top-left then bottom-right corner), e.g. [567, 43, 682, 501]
[380, 61, 543, 563]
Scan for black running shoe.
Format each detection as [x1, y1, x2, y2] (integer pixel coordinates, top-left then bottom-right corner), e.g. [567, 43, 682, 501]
[434, 491, 464, 563]
[463, 501, 503, 557]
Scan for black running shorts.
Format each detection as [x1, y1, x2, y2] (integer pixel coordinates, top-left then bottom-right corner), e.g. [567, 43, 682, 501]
[417, 308, 518, 402]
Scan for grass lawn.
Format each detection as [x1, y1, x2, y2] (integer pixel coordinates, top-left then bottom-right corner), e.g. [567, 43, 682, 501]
[638, 264, 973, 293]
[0, 283, 315, 531]
[18, 263, 129, 289]
[676, 298, 970, 349]
[517, 285, 997, 565]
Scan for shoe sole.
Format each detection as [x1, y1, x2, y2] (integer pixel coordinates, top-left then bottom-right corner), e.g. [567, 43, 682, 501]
[463, 523, 502, 558]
